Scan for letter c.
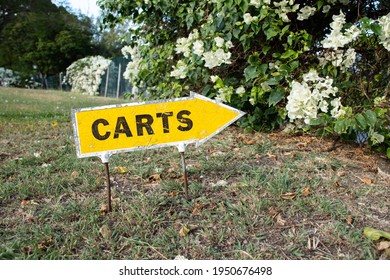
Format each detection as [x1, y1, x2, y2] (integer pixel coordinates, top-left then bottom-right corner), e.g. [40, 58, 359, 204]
[92, 119, 110, 140]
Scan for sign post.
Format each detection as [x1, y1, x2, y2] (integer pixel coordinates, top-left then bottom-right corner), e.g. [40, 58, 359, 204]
[72, 92, 245, 210]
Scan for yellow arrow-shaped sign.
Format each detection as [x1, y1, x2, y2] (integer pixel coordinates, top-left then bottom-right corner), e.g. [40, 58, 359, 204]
[72, 92, 245, 161]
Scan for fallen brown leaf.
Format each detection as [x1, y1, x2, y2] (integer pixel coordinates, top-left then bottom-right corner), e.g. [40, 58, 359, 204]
[337, 170, 346, 177]
[267, 152, 278, 159]
[179, 226, 190, 237]
[302, 187, 310, 197]
[377, 241, 390, 251]
[100, 204, 109, 215]
[275, 213, 286, 226]
[346, 215, 354, 225]
[149, 174, 161, 181]
[99, 225, 111, 239]
[21, 200, 30, 206]
[281, 192, 296, 200]
[192, 203, 203, 215]
[297, 142, 308, 148]
[38, 238, 52, 250]
[359, 177, 372, 186]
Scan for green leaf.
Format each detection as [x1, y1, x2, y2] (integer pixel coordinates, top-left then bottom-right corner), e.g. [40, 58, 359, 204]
[278, 64, 290, 73]
[280, 49, 296, 59]
[268, 89, 285, 106]
[310, 118, 325, 126]
[387, 148, 390, 159]
[239, 0, 249, 13]
[364, 110, 377, 128]
[233, 27, 241, 39]
[280, 24, 290, 37]
[355, 113, 367, 130]
[248, 53, 260, 66]
[264, 26, 279, 40]
[364, 227, 390, 241]
[258, 63, 268, 75]
[186, 14, 194, 29]
[215, 16, 224, 30]
[259, 6, 268, 20]
[262, 45, 271, 55]
[244, 65, 258, 81]
[334, 119, 349, 134]
[266, 75, 283, 85]
[317, 0, 324, 9]
[289, 60, 299, 70]
[370, 23, 382, 36]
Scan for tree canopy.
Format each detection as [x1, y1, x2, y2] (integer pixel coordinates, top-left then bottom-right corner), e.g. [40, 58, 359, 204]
[0, 0, 126, 85]
[0, 0, 96, 79]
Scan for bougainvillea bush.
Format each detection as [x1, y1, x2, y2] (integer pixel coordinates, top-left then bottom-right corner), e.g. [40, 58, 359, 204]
[99, 0, 390, 157]
[64, 56, 111, 96]
[0, 67, 21, 87]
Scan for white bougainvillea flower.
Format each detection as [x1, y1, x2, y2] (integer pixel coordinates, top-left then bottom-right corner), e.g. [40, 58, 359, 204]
[286, 69, 344, 124]
[243, 13, 258, 25]
[65, 56, 111, 96]
[214, 37, 225, 48]
[297, 6, 316, 21]
[321, 11, 361, 50]
[170, 60, 187, 79]
[236, 86, 246, 96]
[378, 13, 390, 51]
[193, 40, 205, 56]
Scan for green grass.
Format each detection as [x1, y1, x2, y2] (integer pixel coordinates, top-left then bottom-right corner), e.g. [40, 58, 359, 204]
[1, 87, 389, 260]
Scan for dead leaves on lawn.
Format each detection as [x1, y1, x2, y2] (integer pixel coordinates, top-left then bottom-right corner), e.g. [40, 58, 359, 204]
[179, 224, 198, 237]
[358, 177, 373, 186]
[179, 225, 190, 237]
[281, 192, 296, 200]
[20, 199, 38, 207]
[280, 187, 311, 201]
[302, 187, 310, 197]
[99, 224, 112, 239]
[148, 173, 162, 182]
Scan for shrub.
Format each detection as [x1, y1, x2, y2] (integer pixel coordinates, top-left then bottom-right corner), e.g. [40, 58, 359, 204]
[64, 56, 111, 96]
[99, 0, 390, 156]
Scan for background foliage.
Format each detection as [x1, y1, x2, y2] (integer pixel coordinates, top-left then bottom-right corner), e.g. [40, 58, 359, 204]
[0, 0, 125, 86]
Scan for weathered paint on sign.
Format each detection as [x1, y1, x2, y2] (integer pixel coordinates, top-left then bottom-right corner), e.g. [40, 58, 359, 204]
[72, 92, 245, 161]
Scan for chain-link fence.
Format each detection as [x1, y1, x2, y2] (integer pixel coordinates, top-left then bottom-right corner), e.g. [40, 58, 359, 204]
[1, 57, 132, 98]
[46, 57, 132, 97]
[99, 57, 132, 98]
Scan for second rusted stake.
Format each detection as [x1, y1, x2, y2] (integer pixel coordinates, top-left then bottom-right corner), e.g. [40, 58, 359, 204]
[104, 162, 112, 212]
[180, 151, 189, 200]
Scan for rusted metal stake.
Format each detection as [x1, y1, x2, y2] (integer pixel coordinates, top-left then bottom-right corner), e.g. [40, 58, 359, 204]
[180, 151, 189, 200]
[104, 162, 112, 212]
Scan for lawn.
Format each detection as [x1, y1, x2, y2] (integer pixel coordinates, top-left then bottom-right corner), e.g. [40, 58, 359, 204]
[0, 87, 389, 259]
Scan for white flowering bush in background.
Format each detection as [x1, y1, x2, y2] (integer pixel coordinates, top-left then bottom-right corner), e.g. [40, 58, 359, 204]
[99, 0, 390, 157]
[64, 56, 111, 96]
[378, 13, 390, 51]
[0, 67, 21, 87]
